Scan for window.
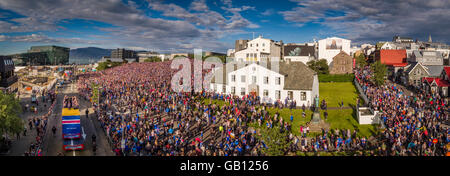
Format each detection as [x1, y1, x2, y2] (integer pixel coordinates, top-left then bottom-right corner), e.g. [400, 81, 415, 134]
[231, 75, 236, 82]
[252, 67, 256, 71]
[264, 76, 269, 84]
[301, 92, 306, 101]
[250, 44, 252, 47]
[262, 43, 265, 47]
[231, 87, 235, 94]
[241, 75, 246, 83]
[288, 91, 293, 99]
[246, 53, 249, 58]
[276, 90, 280, 100]
[275, 77, 281, 85]
[241, 88, 246, 96]
[263, 90, 269, 97]
[252, 76, 257, 83]
[257, 44, 259, 47]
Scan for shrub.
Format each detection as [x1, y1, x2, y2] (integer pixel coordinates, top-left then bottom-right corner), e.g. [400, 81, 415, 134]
[318, 74, 354, 82]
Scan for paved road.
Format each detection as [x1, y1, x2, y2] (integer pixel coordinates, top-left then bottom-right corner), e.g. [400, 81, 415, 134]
[42, 81, 113, 156]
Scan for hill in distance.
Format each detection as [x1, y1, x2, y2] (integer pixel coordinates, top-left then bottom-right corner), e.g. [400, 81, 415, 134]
[69, 47, 113, 63]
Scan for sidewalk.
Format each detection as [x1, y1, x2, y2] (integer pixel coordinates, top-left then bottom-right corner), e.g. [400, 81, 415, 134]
[4, 93, 53, 156]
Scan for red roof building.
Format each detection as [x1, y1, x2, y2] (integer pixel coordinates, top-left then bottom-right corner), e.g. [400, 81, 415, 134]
[377, 49, 407, 67]
[444, 66, 450, 79]
[423, 66, 450, 97]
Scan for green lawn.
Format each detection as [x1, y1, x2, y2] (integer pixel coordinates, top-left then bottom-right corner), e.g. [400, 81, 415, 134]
[201, 99, 378, 137]
[266, 108, 377, 137]
[325, 109, 378, 137]
[319, 82, 359, 107]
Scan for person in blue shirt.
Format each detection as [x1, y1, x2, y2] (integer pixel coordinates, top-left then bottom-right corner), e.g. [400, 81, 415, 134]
[290, 114, 294, 122]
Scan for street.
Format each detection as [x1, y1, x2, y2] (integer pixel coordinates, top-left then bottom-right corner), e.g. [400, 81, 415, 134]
[41, 81, 113, 156]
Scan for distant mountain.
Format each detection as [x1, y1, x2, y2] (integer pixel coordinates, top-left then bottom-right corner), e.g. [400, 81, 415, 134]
[69, 47, 113, 64]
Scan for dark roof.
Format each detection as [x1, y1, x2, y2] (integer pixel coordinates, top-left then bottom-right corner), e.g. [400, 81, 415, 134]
[404, 62, 419, 74]
[279, 61, 316, 90]
[424, 65, 444, 77]
[283, 45, 315, 57]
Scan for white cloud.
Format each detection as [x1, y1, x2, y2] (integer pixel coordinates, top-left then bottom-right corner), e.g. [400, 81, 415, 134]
[0, 0, 260, 53]
[261, 9, 274, 16]
[280, 0, 450, 43]
[190, 0, 209, 11]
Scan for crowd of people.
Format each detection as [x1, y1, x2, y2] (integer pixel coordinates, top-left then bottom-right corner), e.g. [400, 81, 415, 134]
[63, 95, 79, 109]
[355, 66, 449, 156]
[76, 60, 448, 156]
[23, 89, 57, 156]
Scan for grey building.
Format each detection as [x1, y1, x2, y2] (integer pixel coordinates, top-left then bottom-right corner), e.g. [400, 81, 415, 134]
[393, 36, 414, 43]
[111, 48, 137, 59]
[402, 62, 444, 87]
[410, 50, 443, 66]
[235, 39, 249, 52]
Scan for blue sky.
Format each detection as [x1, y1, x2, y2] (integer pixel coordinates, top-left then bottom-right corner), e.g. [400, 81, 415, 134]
[0, 0, 449, 55]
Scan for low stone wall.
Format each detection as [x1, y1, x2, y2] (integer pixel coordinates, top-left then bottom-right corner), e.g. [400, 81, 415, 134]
[357, 107, 379, 125]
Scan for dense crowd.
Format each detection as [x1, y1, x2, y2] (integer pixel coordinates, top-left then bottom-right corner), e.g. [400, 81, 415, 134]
[77, 60, 448, 156]
[356, 66, 449, 156]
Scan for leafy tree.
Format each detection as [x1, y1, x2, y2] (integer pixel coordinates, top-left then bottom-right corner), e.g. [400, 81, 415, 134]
[0, 92, 23, 144]
[307, 59, 329, 74]
[96, 60, 124, 71]
[355, 53, 367, 68]
[203, 55, 227, 63]
[259, 126, 291, 156]
[371, 60, 387, 86]
[144, 56, 162, 62]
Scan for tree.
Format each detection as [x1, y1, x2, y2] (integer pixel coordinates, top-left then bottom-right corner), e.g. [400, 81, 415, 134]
[0, 92, 23, 145]
[371, 60, 387, 86]
[355, 53, 367, 68]
[144, 56, 162, 62]
[96, 60, 123, 71]
[203, 55, 227, 63]
[307, 59, 329, 74]
[259, 126, 291, 156]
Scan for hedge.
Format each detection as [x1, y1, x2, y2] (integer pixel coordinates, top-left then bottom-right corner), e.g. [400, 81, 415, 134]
[318, 74, 354, 82]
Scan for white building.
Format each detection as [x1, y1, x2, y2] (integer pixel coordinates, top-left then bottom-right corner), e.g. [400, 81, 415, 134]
[380, 42, 398, 50]
[318, 37, 351, 65]
[137, 52, 169, 62]
[234, 36, 282, 62]
[210, 61, 319, 107]
[227, 49, 235, 57]
[350, 46, 361, 57]
[361, 44, 375, 56]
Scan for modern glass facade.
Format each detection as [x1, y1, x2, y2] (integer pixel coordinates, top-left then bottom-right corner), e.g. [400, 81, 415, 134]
[24, 45, 70, 65]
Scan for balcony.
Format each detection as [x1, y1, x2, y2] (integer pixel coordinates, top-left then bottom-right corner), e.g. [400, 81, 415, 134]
[0, 75, 18, 88]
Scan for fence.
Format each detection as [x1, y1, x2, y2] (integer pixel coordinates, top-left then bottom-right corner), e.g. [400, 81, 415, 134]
[354, 78, 369, 106]
[353, 77, 386, 129]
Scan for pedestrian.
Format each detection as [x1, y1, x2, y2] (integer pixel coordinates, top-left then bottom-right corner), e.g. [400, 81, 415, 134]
[52, 126, 57, 136]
